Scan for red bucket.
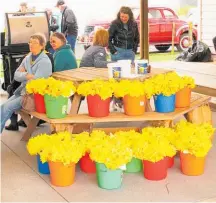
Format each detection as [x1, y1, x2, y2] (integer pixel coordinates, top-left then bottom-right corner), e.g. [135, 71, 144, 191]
[166, 156, 174, 168]
[80, 153, 96, 173]
[87, 95, 110, 117]
[143, 158, 168, 180]
[34, 93, 46, 113]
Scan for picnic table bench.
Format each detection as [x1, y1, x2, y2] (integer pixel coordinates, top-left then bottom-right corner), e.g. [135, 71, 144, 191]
[19, 68, 211, 141]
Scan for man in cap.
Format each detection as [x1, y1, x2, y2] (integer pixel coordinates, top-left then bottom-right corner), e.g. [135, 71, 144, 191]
[56, 0, 78, 52]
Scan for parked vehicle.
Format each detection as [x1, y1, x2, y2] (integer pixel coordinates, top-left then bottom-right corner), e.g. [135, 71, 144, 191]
[80, 7, 197, 52]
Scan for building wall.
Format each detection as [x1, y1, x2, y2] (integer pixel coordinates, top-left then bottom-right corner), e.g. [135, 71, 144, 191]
[199, 0, 216, 53]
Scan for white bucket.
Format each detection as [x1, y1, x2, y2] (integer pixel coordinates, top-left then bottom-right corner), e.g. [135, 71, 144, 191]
[117, 60, 131, 78]
[134, 60, 148, 75]
[107, 63, 122, 78]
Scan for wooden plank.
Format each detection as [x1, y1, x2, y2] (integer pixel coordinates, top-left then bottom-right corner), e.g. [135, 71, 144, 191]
[52, 68, 171, 83]
[70, 94, 82, 115]
[193, 86, 216, 97]
[94, 127, 141, 134]
[24, 93, 210, 124]
[21, 117, 40, 141]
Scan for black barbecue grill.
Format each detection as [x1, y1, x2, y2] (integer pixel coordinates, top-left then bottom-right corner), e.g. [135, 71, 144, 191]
[0, 11, 49, 90]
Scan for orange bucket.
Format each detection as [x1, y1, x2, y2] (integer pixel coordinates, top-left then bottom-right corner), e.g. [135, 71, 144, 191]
[123, 95, 146, 116]
[176, 87, 191, 108]
[180, 152, 206, 176]
[48, 161, 75, 187]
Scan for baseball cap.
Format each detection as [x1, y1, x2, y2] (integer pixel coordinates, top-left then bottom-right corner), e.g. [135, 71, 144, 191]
[56, 0, 65, 6]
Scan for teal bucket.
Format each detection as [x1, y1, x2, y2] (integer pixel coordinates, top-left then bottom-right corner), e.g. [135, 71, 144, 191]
[125, 157, 142, 173]
[96, 163, 123, 190]
[44, 94, 68, 119]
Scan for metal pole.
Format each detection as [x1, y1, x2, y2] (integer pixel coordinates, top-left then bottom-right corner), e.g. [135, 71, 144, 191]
[140, 0, 149, 60]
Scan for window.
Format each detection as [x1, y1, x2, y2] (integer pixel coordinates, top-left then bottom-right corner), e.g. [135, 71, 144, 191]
[149, 10, 162, 19]
[163, 10, 175, 19]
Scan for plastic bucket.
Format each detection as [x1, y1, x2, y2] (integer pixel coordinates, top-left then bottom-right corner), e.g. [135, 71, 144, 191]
[34, 93, 46, 113]
[166, 156, 174, 168]
[143, 158, 168, 180]
[87, 95, 110, 117]
[134, 59, 148, 75]
[154, 94, 176, 113]
[80, 153, 96, 173]
[125, 157, 142, 173]
[123, 95, 146, 116]
[180, 152, 206, 176]
[96, 163, 123, 190]
[37, 155, 50, 174]
[176, 87, 191, 108]
[48, 161, 75, 187]
[44, 94, 68, 119]
[107, 63, 122, 79]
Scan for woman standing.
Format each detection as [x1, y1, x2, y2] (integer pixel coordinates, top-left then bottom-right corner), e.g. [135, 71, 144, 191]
[50, 32, 77, 72]
[108, 6, 139, 62]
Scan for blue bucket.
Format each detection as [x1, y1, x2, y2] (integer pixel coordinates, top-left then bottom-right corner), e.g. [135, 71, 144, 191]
[37, 155, 50, 174]
[154, 94, 176, 113]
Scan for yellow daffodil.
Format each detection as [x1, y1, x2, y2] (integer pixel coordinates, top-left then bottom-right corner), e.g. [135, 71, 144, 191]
[114, 80, 147, 98]
[77, 79, 116, 100]
[174, 120, 214, 157]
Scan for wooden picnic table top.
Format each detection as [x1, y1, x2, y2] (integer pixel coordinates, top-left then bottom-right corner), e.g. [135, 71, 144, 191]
[52, 67, 171, 82]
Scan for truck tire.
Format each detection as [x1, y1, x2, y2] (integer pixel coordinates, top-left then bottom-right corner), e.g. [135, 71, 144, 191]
[155, 45, 170, 52]
[176, 33, 193, 52]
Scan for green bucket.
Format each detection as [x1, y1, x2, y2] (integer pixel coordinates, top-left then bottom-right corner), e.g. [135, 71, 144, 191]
[96, 163, 123, 190]
[44, 94, 68, 119]
[125, 157, 143, 173]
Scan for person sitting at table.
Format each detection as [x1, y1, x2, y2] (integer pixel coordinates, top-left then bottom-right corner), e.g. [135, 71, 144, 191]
[80, 28, 109, 68]
[50, 32, 77, 72]
[1, 33, 52, 133]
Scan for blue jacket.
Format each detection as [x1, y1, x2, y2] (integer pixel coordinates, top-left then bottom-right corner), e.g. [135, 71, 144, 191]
[53, 44, 77, 72]
[14, 51, 52, 95]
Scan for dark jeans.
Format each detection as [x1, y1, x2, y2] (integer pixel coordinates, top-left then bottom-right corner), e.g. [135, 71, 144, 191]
[213, 36, 216, 52]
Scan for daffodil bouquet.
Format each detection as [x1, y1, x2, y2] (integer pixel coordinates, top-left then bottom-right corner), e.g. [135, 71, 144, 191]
[147, 72, 181, 97]
[114, 80, 147, 98]
[44, 77, 76, 97]
[178, 76, 196, 90]
[38, 132, 89, 165]
[27, 133, 51, 156]
[174, 120, 214, 157]
[77, 79, 116, 100]
[26, 78, 48, 95]
[130, 127, 176, 162]
[89, 130, 133, 170]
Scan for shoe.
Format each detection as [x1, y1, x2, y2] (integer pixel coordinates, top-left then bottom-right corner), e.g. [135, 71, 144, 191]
[5, 123, 19, 131]
[18, 119, 27, 128]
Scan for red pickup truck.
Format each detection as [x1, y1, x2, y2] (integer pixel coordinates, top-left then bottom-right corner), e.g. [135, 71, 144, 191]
[80, 7, 197, 52]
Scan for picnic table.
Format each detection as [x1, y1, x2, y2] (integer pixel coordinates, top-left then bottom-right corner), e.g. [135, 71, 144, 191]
[19, 67, 211, 141]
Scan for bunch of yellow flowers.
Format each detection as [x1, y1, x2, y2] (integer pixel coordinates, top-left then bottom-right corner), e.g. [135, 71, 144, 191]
[26, 78, 48, 95]
[89, 131, 133, 170]
[44, 77, 76, 97]
[114, 80, 147, 98]
[77, 79, 116, 100]
[174, 120, 214, 157]
[131, 127, 176, 162]
[147, 72, 181, 97]
[178, 76, 196, 90]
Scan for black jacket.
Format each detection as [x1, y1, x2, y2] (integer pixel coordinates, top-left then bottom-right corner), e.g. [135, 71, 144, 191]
[108, 19, 139, 54]
[61, 7, 78, 36]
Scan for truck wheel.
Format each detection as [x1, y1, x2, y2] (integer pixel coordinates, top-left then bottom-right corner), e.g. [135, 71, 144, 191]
[176, 33, 191, 52]
[155, 45, 170, 52]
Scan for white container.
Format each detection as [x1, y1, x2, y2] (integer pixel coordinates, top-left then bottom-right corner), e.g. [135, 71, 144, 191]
[107, 63, 122, 78]
[117, 60, 132, 78]
[134, 59, 148, 75]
